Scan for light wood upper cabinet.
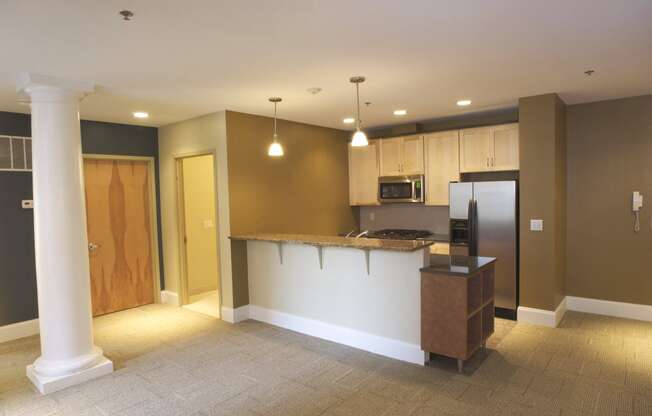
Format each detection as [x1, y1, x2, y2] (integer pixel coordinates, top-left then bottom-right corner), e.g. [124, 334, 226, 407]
[425, 130, 460, 206]
[379, 137, 402, 176]
[492, 124, 519, 171]
[402, 135, 425, 175]
[379, 135, 424, 176]
[459, 123, 519, 172]
[348, 140, 380, 206]
[459, 127, 494, 172]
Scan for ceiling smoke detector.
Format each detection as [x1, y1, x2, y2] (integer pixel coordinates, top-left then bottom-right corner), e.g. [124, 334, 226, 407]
[119, 10, 134, 21]
[306, 87, 322, 95]
[584, 69, 595, 76]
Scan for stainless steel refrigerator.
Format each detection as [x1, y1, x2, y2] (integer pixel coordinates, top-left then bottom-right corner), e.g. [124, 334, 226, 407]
[449, 181, 518, 317]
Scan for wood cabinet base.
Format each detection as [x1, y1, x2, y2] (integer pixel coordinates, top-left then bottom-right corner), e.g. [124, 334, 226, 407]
[421, 262, 495, 373]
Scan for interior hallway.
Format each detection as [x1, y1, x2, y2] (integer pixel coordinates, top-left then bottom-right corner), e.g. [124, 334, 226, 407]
[183, 290, 221, 318]
[1, 306, 652, 415]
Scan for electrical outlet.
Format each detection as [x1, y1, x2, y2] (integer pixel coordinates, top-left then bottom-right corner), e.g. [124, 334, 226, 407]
[21, 200, 33, 209]
[530, 219, 543, 231]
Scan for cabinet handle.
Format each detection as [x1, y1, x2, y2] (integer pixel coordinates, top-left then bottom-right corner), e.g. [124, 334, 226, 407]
[486, 158, 489, 167]
[492, 157, 495, 167]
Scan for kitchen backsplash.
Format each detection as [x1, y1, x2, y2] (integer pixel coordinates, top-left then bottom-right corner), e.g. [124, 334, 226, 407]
[359, 205, 449, 235]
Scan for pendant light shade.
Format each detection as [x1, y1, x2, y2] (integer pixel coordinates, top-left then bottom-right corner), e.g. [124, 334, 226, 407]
[267, 97, 284, 157]
[351, 130, 368, 147]
[349, 76, 368, 147]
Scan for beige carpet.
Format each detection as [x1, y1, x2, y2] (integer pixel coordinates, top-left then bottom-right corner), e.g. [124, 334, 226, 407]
[1, 304, 651, 415]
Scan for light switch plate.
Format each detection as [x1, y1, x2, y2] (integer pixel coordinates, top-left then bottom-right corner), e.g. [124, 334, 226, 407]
[21, 200, 33, 209]
[369, 211, 375, 221]
[530, 219, 543, 231]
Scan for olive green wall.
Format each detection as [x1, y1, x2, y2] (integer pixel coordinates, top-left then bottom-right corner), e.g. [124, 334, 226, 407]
[566, 95, 652, 305]
[518, 94, 567, 311]
[225, 111, 359, 307]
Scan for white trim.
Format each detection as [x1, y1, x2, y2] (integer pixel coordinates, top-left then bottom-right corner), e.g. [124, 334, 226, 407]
[566, 296, 652, 322]
[160, 290, 180, 306]
[220, 305, 250, 323]
[0, 319, 40, 344]
[248, 305, 426, 365]
[27, 357, 113, 395]
[517, 298, 567, 328]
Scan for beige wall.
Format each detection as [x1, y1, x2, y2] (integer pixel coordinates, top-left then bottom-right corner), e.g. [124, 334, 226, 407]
[225, 111, 358, 307]
[158, 112, 235, 308]
[518, 94, 567, 311]
[182, 154, 219, 296]
[226, 111, 358, 235]
[566, 95, 652, 305]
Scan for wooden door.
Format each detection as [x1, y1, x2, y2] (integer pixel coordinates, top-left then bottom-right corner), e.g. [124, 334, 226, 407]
[348, 140, 380, 205]
[459, 127, 493, 173]
[379, 137, 402, 176]
[425, 131, 459, 206]
[492, 123, 519, 171]
[84, 159, 155, 316]
[401, 135, 425, 175]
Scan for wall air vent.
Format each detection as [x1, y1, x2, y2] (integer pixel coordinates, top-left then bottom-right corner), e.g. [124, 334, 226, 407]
[0, 136, 32, 172]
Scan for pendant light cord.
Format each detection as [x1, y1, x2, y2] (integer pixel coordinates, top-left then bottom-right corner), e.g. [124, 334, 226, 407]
[355, 83, 361, 131]
[274, 102, 278, 137]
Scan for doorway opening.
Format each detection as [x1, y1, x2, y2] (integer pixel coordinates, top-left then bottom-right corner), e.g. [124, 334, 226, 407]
[176, 153, 221, 318]
[83, 156, 161, 316]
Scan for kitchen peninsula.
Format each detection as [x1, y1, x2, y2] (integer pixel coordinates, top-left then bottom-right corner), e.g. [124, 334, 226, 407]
[230, 233, 433, 364]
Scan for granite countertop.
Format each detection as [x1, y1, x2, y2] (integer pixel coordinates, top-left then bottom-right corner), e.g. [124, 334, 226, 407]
[421, 254, 496, 276]
[230, 233, 434, 252]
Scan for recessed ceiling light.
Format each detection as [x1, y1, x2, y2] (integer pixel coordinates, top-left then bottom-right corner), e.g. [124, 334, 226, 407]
[456, 99, 472, 107]
[343, 117, 355, 124]
[133, 112, 149, 119]
[393, 109, 407, 116]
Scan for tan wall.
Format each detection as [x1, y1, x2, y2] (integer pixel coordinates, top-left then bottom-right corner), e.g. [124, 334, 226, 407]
[518, 94, 567, 311]
[225, 111, 359, 307]
[225, 111, 359, 235]
[158, 112, 235, 308]
[182, 154, 219, 296]
[566, 95, 652, 305]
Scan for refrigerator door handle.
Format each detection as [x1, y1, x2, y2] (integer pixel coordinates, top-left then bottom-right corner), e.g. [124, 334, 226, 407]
[469, 199, 478, 256]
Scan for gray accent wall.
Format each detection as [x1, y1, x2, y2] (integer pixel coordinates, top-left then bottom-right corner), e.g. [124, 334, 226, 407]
[0, 111, 164, 327]
[359, 204, 450, 235]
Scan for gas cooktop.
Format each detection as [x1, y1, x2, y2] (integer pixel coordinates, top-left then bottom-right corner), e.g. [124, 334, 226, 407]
[367, 229, 434, 240]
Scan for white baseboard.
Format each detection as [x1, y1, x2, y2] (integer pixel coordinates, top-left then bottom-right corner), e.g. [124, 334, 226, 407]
[248, 305, 426, 365]
[566, 296, 652, 322]
[0, 318, 40, 344]
[160, 290, 180, 306]
[517, 297, 567, 328]
[221, 305, 250, 324]
[27, 357, 113, 394]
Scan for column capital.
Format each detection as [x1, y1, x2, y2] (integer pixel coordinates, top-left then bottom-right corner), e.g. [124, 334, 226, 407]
[16, 73, 95, 103]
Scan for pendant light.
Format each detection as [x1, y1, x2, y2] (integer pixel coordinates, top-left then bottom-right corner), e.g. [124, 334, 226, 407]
[349, 76, 369, 147]
[267, 97, 284, 157]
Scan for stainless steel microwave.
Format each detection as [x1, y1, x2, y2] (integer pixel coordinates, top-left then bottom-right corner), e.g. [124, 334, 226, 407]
[378, 175, 425, 203]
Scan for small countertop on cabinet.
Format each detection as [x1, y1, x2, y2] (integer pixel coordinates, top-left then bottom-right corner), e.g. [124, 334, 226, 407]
[421, 254, 496, 276]
[230, 233, 434, 252]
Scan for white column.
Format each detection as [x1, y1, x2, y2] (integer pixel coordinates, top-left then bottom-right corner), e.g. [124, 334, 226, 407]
[16, 73, 113, 394]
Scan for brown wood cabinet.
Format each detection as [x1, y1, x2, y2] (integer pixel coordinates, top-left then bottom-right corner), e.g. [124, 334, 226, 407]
[420, 255, 496, 372]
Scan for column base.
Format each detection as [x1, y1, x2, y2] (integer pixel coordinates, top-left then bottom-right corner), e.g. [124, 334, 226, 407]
[27, 357, 113, 394]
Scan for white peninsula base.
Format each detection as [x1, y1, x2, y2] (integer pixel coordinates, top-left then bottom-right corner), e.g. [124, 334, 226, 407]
[242, 240, 429, 365]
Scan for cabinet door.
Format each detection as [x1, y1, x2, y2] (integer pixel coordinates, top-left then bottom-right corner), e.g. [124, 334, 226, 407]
[401, 135, 425, 175]
[459, 127, 493, 173]
[379, 137, 402, 176]
[348, 141, 379, 206]
[492, 123, 519, 171]
[425, 131, 459, 206]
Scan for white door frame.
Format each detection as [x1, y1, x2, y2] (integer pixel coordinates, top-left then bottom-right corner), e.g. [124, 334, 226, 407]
[174, 150, 222, 308]
[83, 154, 163, 304]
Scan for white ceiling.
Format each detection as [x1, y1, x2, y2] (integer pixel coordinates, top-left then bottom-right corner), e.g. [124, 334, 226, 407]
[1, 0, 651, 130]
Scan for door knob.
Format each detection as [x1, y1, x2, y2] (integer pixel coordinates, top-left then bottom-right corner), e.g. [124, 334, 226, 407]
[88, 242, 100, 252]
